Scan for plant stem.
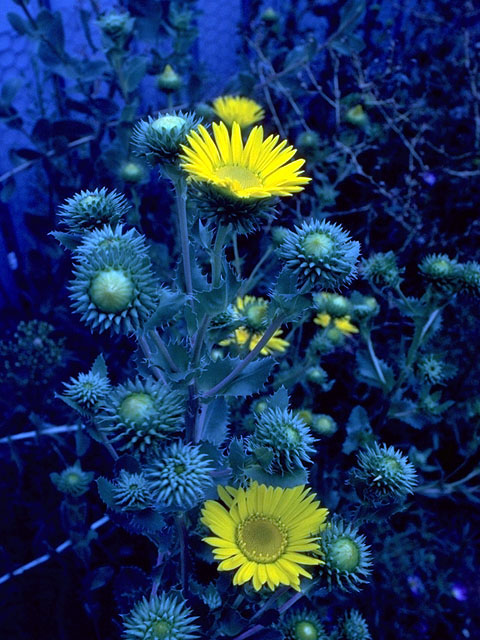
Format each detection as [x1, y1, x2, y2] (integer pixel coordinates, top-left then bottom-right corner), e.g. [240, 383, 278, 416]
[201, 314, 284, 398]
[172, 175, 193, 297]
[138, 336, 167, 384]
[151, 330, 179, 372]
[176, 513, 188, 593]
[212, 224, 230, 287]
[238, 247, 274, 296]
[233, 231, 242, 277]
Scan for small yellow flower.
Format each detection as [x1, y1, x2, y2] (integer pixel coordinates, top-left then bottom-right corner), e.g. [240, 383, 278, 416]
[201, 482, 329, 592]
[212, 95, 265, 129]
[314, 313, 359, 335]
[180, 121, 310, 200]
[220, 327, 289, 356]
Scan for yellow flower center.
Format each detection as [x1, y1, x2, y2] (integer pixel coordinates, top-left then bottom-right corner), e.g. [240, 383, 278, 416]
[215, 165, 262, 190]
[381, 456, 402, 473]
[66, 472, 80, 485]
[302, 233, 334, 259]
[119, 392, 154, 424]
[237, 515, 288, 563]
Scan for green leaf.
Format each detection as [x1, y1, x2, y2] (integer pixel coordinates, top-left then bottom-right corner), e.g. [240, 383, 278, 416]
[37, 9, 65, 50]
[356, 349, 395, 391]
[245, 465, 308, 488]
[91, 354, 108, 377]
[1, 78, 23, 105]
[143, 288, 187, 330]
[49, 230, 81, 251]
[96, 476, 118, 509]
[7, 12, 34, 36]
[198, 356, 274, 397]
[200, 397, 229, 445]
[264, 386, 289, 412]
[342, 405, 374, 454]
[194, 262, 243, 317]
[252, 447, 274, 470]
[228, 438, 249, 473]
[123, 56, 148, 93]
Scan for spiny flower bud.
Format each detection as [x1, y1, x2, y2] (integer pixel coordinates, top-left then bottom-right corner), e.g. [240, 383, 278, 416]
[295, 131, 321, 158]
[113, 470, 153, 511]
[417, 353, 456, 385]
[132, 111, 201, 167]
[57, 188, 130, 234]
[278, 220, 360, 292]
[361, 251, 401, 287]
[351, 442, 418, 505]
[261, 7, 280, 24]
[156, 64, 183, 93]
[319, 518, 373, 591]
[69, 230, 158, 335]
[249, 407, 316, 474]
[97, 377, 184, 457]
[63, 369, 111, 411]
[306, 366, 329, 386]
[122, 593, 200, 640]
[311, 413, 338, 437]
[120, 161, 145, 183]
[419, 253, 461, 293]
[280, 609, 328, 640]
[313, 292, 351, 317]
[146, 441, 213, 508]
[335, 609, 371, 640]
[351, 294, 379, 321]
[50, 461, 94, 497]
[98, 11, 134, 44]
[458, 260, 480, 297]
[345, 104, 368, 127]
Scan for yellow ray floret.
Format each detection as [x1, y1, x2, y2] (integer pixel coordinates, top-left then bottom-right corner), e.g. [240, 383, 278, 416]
[314, 313, 359, 335]
[201, 482, 328, 592]
[180, 121, 311, 200]
[219, 327, 289, 356]
[212, 95, 265, 129]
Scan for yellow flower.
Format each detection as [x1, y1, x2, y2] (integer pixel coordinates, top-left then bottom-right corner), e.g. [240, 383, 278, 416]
[219, 327, 289, 356]
[180, 121, 310, 200]
[212, 95, 265, 129]
[314, 313, 358, 335]
[201, 483, 328, 592]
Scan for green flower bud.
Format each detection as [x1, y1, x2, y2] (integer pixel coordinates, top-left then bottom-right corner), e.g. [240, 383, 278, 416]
[351, 293, 379, 321]
[361, 251, 401, 287]
[313, 292, 351, 317]
[271, 225, 290, 247]
[280, 609, 328, 640]
[311, 413, 338, 437]
[306, 367, 329, 386]
[345, 105, 368, 127]
[57, 188, 130, 234]
[63, 369, 111, 411]
[319, 518, 373, 591]
[335, 609, 371, 640]
[458, 260, 480, 297]
[417, 353, 456, 385]
[120, 161, 145, 183]
[351, 442, 418, 505]
[249, 407, 316, 474]
[122, 593, 200, 640]
[278, 220, 360, 292]
[419, 253, 461, 293]
[146, 441, 213, 508]
[261, 7, 280, 24]
[113, 470, 153, 511]
[295, 131, 321, 158]
[50, 461, 94, 497]
[97, 377, 184, 458]
[132, 110, 202, 167]
[156, 64, 183, 92]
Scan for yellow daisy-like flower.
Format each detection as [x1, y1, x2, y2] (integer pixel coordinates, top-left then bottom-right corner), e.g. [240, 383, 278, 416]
[314, 313, 359, 335]
[180, 121, 310, 200]
[201, 483, 328, 592]
[220, 327, 289, 356]
[212, 95, 265, 129]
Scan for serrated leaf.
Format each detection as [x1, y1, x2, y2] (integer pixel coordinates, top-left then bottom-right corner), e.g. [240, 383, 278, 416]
[356, 349, 395, 391]
[228, 438, 248, 473]
[245, 465, 308, 488]
[96, 476, 118, 509]
[198, 356, 274, 397]
[194, 262, 243, 317]
[143, 288, 187, 330]
[265, 386, 289, 412]
[91, 353, 108, 377]
[252, 447, 274, 469]
[200, 397, 229, 445]
[49, 230, 81, 250]
[124, 56, 148, 93]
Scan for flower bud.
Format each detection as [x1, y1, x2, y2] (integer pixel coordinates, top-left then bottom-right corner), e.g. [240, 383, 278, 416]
[156, 64, 183, 93]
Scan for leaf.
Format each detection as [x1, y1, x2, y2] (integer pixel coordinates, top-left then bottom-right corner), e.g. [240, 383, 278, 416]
[49, 230, 81, 251]
[252, 447, 274, 469]
[1, 78, 23, 105]
[197, 356, 274, 397]
[91, 354, 108, 377]
[12, 147, 44, 160]
[228, 438, 249, 473]
[7, 12, 34, 36]
[356, 349, 395, 391]
[96, 476, 117, 509]
[144, 288, 187, 330]
[124, 56, 148, 93]
[264, 386, 289, 412]
[245, 465, 308, 488]
[37, 9, 65, 50]
[52, 119, 94, 141]
[342, 405, 374, 455]
[201, 397, 229, 445]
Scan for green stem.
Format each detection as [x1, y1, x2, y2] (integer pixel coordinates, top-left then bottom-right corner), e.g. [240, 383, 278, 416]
[238, 246, 274, 297]
[201, 314, 284, 398]
[364, 332, 387, 387]
[192, 314, 210, 366]
[138, 336, 167, 384]
[233, 231, 242, 277]
[151, 330, 179, 372]
[175, 513, 187, 593]
[212, 224, 230, 287]
[172, 176, 193, 297]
